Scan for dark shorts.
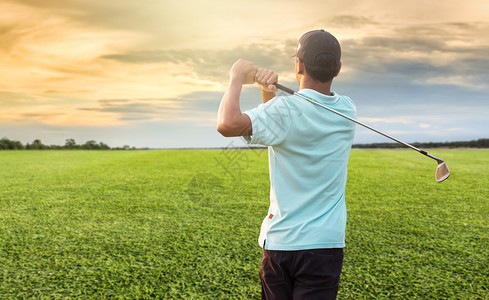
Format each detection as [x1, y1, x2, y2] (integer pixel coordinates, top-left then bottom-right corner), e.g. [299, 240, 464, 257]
[260, 247, 344, 300]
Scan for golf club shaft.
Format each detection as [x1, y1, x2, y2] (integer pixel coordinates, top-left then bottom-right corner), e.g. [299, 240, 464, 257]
[273, 82, 442, 162]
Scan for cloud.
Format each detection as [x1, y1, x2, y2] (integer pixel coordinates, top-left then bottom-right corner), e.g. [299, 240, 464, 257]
[2, 0, 303, 49]
[99, 16, 489, 91]
[77, 89, 229, 125]
[1, 104, 126, 126]
[79, 98, 180, 122]
[337, 20, 489, 91]
[419, 75, 487, 90]
[75, 85, 271, 128]
[101, 43, 295, 83]
[329, 15, 380, 28]
[0, 91, 36, 107]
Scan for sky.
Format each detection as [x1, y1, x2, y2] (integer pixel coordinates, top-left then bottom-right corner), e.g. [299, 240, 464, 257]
[1, 0, 488, 148]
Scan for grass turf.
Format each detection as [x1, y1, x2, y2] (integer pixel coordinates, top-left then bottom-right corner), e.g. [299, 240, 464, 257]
[0, 149, 487, 299]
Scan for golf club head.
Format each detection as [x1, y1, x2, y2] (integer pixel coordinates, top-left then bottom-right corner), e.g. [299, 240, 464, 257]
[435, 161, 450, 182]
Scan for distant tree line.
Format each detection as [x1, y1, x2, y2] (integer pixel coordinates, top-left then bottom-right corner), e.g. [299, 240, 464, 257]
[0, 138, 135, 150]
[2, 137, 488, 150]
[353, 138, 489, 149]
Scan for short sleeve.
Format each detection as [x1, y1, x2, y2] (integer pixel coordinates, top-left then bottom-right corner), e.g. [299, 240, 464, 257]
[243, 97, 294, 146]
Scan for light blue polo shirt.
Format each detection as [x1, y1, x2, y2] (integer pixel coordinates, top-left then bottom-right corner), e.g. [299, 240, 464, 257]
[243, 89, 356, 250]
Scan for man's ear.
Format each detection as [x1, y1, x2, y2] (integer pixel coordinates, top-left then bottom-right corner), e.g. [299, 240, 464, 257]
[335, 61, 342, 77]
[296, 58, 305, 75]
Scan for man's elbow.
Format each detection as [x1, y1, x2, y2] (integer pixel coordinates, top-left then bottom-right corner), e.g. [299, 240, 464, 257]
[217, 122, 237, 137]
[217, 115, 251, 137]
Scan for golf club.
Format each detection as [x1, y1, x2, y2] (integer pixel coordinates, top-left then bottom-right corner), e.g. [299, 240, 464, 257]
[273, 82, 451, 182]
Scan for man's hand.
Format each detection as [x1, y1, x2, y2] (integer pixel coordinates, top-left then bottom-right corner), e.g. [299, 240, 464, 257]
[255, 68, 278, 103]
[255, 68, 278, 93]
[217, 60, 280, 137]
[230, 59, 258, 84]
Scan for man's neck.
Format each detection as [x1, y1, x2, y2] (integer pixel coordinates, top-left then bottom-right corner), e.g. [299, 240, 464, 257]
[299, 76, 333, 96]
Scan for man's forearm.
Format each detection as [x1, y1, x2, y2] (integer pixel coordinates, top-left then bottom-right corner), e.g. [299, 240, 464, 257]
[261, 88, 276, 103]
[218, 78, 243, 124]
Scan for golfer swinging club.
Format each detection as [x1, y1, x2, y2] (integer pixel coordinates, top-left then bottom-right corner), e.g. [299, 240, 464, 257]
[217, 30, 356, 299]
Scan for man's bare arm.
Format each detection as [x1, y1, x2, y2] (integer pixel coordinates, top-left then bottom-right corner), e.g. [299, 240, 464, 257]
[217, 61, 279, 137]
[217, 79, 253, 137]
[217, 60, 256, 137]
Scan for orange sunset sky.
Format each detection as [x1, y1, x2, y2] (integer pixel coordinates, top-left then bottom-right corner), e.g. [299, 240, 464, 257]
[1, 0, 488, 148]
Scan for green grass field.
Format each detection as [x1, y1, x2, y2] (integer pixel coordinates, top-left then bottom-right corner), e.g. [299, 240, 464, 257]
[0, 149, 487, 299]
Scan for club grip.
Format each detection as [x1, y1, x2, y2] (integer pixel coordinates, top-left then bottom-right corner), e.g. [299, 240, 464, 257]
[273, 82, 295, 95]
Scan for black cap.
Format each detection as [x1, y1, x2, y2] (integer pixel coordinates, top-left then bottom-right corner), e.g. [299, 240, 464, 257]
[291, 29, 341, 65]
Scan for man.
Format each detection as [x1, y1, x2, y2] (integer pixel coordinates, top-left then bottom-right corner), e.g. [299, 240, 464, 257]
[217, 29, 356, 299]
